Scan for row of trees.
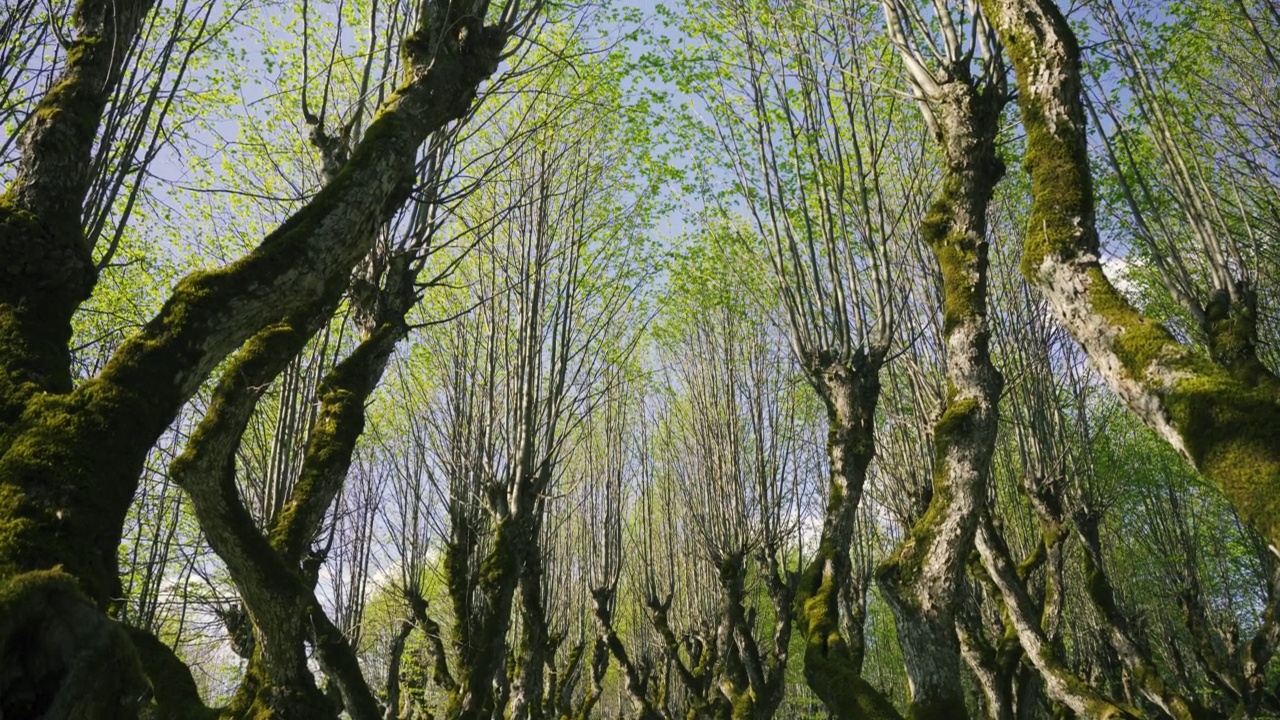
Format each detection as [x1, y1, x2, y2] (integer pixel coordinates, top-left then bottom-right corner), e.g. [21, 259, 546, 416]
[0, 0, 1277, 718]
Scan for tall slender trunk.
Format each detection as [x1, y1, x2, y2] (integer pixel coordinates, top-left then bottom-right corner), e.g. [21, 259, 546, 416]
[876, 74, 1006, 720]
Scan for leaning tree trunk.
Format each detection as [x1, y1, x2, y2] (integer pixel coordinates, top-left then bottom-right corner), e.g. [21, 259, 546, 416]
[974, 516, 1142, 719]
[975, 0, 1280, 558]
[876, 71, 1006, 720]
[173, 261, 414, 720]
[0, 1, 511, 714]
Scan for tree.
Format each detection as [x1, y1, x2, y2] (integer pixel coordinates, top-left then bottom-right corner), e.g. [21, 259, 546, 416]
[5, 0, 1280, 717]
[0, 0, 535, 714]
[977, 0, 1280, 557]
[664, 0, 928, 712]
[873, 3, 1008, 717]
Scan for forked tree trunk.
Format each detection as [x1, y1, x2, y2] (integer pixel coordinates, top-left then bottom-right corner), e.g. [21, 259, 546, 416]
[974, 516, 1141, 719]
[0, 2, 511, 714]
[444, 517, 524, 720]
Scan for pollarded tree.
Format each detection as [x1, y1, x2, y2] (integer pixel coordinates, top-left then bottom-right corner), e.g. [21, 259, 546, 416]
[976, 0, 1280, 560]
[872, 3, 1009, 717]
[644, 231, 809, 720]
[667, 0, 929, 712]
[0, 0, 538, 715]
[381, 37, 656, 718]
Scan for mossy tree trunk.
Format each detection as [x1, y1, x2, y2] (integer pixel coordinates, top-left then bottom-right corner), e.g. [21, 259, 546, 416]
[873, 21, 1008, 716]
[0, 0, 154, 415]
[975, 0, 1280, 558]
[715, 551, 792, 720]
[443, 517, 525, 720]
[1073, 511, 1206, 720]
[642, 589, 726, 718]
[510, 510, 552, 720]
[592, 585, 669, 720]
[0, 0, 513, 714]
[171, 260, 415, 720]
[437, 368, 566, 720]
[791, 349, 902, 720]
[954, 584, 1017, 720]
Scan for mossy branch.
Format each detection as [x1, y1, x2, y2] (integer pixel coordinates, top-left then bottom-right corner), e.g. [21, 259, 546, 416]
[978, 0, 1280, 555]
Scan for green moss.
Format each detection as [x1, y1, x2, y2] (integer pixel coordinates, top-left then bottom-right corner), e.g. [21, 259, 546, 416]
[223, 652, 332, 720]
[922, 173, 986, 337]
[794, 548, 901, 720]
[479, 519, 518, 594]
[729, 688, 755, 720]
[0, 382, 154, 606]
[1165, 374, 1280, 549]
[125, 626, 218, 720]
[992, 2, 1096, 280]
[936, 395, 979, 440]
[0, 196, 82, 408]
[33, 37, 105, 142]
[0, 569, 150, 720]
[1081, 266, 1185, 377]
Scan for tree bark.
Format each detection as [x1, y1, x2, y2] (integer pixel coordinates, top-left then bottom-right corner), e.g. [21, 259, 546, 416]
[0, 2, 512, 713]
[443, 517, 523, 720]
[974, 516, 1141, 719]
[792, 350, 902, 720]
[510, 516, 552, 720]
[0, 0, 155, 412]
[174, 260, 412, 720]
[976, 0, 1280, 558]
[876, 69, 1006, 720]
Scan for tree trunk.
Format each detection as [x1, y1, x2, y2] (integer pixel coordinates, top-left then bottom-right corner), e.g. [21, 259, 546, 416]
[876, 73, 1006, 720]
[974, 516, 1140, 719]
[170, 261, 409, 720]
[510, 523, 551, 720]
[0, 2, 510, 711]
[793, 350, 901, 720]
[976, 0, 1280, 558]
[444, 517, 523, 720]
